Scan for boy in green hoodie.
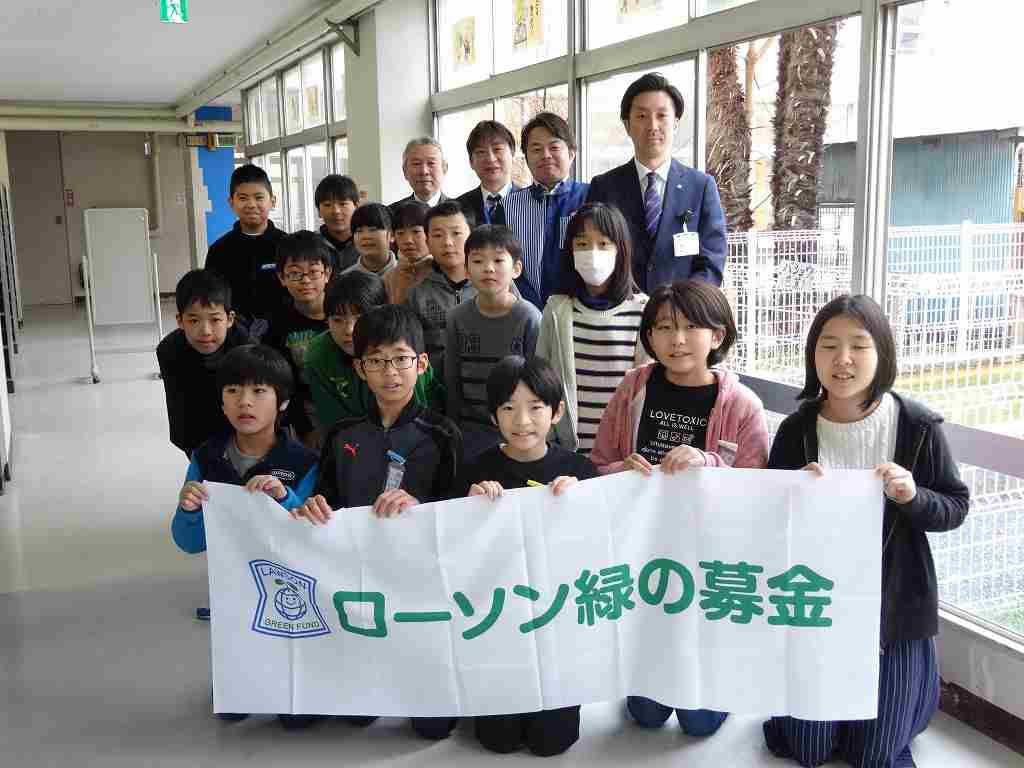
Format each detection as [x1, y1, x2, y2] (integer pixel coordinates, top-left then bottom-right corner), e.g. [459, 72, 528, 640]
[304, 271, 444, 428]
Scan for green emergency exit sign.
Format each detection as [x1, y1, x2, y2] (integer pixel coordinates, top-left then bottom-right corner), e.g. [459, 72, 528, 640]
[160, 0, 189, 24]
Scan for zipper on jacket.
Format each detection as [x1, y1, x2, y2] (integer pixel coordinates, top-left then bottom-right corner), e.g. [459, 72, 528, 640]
[880, 423, 929, 556]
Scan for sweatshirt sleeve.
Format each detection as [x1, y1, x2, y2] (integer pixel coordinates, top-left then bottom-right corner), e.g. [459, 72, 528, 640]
[590, 375, 634, 475]
[536, 303, 556, 364]
[156, 339, 189, 457]
[703, 392, 770, 469]
[171, 458, 207, 554]
[444, 315, 461, 424]
[416, 361, 447, 414]
[897, 422, 970, 532]
[314, 431, 345, 510]
[279, 464, 319, 509]
[522, 303, 541, 358]
[306, 357, 344, 431]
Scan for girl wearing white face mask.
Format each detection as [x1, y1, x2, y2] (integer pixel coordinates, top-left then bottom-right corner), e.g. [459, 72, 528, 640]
[536, 203, 649, 454]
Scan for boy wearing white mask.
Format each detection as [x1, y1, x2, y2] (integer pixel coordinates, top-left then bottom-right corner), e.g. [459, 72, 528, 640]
[536, 203, 649, 455]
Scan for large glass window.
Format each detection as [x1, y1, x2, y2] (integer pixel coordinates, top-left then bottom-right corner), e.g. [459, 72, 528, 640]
[245, 89, 261, 145]
[260, 77, 280, 141]
[437, 102, 495, 197]
[437, 0, 493, 90]
[492, 0, 567, 75]
[334, 137, 349, 176]
[698, 0, 757, 14]
[585, 60, 695, 180]
[252, 153, 285, 229]
[284, 66, 303, 135]
[286, 144, 330, 232]
[301, 52, 326, 128]
[881, 0, 1024, 637]
[706, 19, 861, 391]
[331, 44, 347, 122]
[585, 1, 688, 51]
[497, 84, 569, 187]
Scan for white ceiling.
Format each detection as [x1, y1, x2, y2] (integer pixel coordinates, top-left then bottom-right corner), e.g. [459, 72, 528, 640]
[0, 0, 328, 107]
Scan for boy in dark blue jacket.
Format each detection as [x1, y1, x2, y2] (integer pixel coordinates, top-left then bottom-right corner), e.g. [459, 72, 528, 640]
[293, 304, 463, 741]
[171, 343, 319, 729]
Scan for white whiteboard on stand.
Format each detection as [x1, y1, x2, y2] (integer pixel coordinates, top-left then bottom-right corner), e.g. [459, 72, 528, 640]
[84, 208, 155, 326]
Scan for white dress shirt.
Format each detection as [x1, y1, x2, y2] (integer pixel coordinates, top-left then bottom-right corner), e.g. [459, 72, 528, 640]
[635, 158, 671, 202]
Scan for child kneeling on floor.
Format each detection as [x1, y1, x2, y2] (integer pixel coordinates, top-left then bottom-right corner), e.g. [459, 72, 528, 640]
[170, 344, 319, 729]
[453, 354, 595, 756]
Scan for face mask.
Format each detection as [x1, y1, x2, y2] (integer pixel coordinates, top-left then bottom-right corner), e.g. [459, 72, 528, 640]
[574, 249, 616, 287]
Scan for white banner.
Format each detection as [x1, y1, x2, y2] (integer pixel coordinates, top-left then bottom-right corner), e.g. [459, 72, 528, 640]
[205, 468, 882, 720]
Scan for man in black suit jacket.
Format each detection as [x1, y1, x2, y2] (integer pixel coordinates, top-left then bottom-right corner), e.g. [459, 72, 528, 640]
[390, 137, 450, 210]
[587, 72, 726, 293]
[455, 120, 522, 227]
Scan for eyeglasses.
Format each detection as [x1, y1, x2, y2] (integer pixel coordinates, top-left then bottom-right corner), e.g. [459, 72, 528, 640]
[360, 355, 417, 372]
[284, 269, 326, 283]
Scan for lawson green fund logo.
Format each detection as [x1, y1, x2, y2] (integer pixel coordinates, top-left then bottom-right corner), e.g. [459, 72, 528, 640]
[249, 560, 331, 639]
[160, 0, 189, 24]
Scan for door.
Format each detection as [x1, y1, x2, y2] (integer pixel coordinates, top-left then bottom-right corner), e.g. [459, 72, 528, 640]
[7, 132, 72, 305]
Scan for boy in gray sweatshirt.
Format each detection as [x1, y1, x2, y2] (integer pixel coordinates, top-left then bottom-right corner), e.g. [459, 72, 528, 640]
[445, 225, 540, 458]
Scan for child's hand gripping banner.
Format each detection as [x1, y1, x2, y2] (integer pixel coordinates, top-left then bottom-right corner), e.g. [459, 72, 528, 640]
[204, 468, 882, 720]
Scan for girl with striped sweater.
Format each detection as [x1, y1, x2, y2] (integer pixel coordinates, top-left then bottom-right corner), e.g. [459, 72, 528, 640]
[536, 203, 649, 455]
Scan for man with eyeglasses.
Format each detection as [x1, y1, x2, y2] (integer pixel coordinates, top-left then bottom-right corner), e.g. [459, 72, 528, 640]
[263, 231, 334, 449]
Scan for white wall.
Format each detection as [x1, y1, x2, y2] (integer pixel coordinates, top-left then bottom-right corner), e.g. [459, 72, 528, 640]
[345, 0, 433, 205]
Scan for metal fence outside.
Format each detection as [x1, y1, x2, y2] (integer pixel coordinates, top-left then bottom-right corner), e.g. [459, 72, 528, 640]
[727, 222, 1024, 632]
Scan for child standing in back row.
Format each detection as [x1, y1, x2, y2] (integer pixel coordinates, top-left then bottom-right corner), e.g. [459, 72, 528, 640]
[263, 231, 333, 449]
[446, 225, 541, 459]
[591, 279, 769, 739]
[316, 174, 361, 272]
[763, 294, 969, 768]
[537, 202, 648, 456]
[204, 164, 288, 336]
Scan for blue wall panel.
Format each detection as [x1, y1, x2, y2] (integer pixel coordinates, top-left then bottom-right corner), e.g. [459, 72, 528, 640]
[195, 106, 237, 248]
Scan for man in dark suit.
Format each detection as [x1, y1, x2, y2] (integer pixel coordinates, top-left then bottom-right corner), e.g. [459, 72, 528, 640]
[390, 137, 450, 210]
[587, 72, 726, 293]
[455, 120, 522, 227]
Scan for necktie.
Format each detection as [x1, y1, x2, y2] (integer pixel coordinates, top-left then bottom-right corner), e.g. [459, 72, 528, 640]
[487, 194, 505, 226]
[643, 171, 661, 241]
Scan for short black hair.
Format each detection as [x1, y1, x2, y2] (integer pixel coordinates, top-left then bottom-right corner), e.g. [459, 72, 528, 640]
[230, 164, 273, 197]
[486, 355, 564, 418]
[640, 280, 737, 366]
[216, 344, 293, 407]
[391, 200, 430, 232]
[350, 202, 392, 233]
[324, 271, 388, 318]
[353, 304, 425, 359]
[798, 294, 898, 410]
[275, 230, 333, 273]
[620, 72, 685, 122]
[562, 202, 636, 306]
[425, 199, 476, 232]
[464, 224, 523, 265]
[521, 112, 576, 154]
[466, 120, 517, 158]
[315, 174, 359, 206]
[175, 269, 231, 314]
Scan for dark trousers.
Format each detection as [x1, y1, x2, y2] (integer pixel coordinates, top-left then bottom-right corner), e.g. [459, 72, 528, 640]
[763, 637, 939, 768]
[626, 697, 728, 737]
[411, 716, 458, 740]
[475, 706, 581, 757]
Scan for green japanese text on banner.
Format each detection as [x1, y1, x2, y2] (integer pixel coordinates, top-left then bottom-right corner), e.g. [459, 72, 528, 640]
[204, 469, 882, 719]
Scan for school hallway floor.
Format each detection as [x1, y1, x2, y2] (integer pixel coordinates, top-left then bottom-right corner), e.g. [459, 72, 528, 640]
[0, 302, 1020, 768]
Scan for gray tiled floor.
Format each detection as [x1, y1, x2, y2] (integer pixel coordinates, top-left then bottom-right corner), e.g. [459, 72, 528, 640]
[0, 303, 1021, 767]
